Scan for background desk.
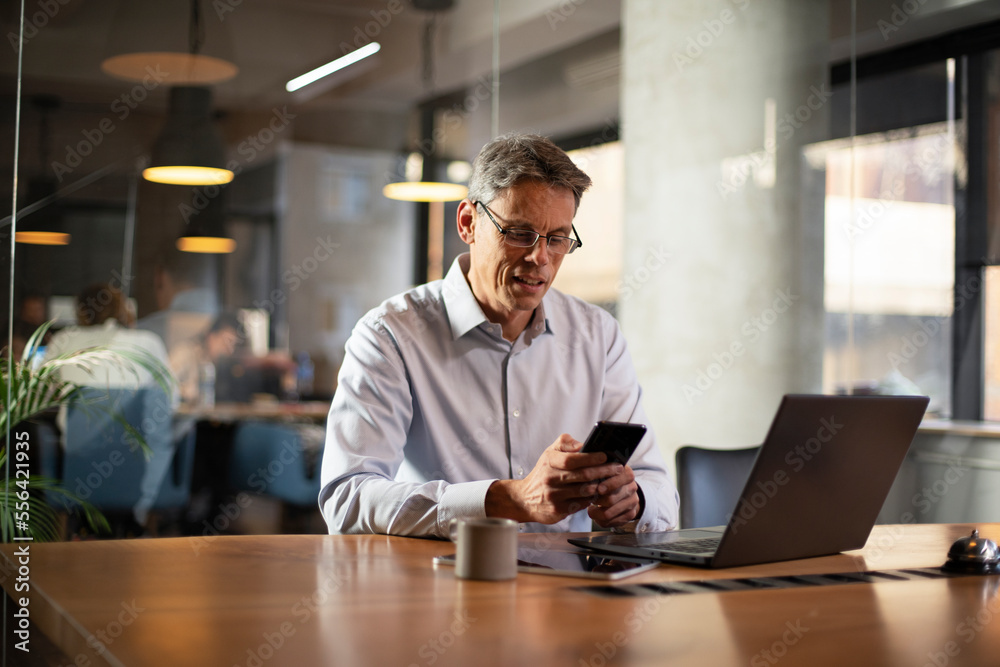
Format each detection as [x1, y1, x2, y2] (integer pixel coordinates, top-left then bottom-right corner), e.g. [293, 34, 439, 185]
[176, 400, 330, 425]
[174, 401, 328, 533]
[2, 524, 999, 666]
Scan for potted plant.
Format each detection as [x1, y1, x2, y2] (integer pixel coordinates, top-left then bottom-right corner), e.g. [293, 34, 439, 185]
[1, 321, 174, 541]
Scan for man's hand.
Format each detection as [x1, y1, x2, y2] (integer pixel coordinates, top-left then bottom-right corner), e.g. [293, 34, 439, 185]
[485, 433, 633, 525]
[587, 465, 641, 528]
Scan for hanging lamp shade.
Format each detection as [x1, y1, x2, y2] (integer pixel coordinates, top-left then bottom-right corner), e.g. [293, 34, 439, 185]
[15, 177, 70, 246]
[382, 2, 467, 205]
[101, 0, 238, 85]
[382, 181, 468, 202]
[176, 176, 235, 254]
[143, 86, 234, 186]
[14, 232, 70, 245]
[383, 153, 467, 202]
[16, 96, 69, 245]
[177, 235, 236, 253]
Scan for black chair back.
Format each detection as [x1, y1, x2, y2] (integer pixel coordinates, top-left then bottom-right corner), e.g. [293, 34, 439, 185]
[675, 445, 760, 529]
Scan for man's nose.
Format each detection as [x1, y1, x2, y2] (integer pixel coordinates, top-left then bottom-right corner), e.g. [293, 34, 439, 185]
[526, 237, 551, 265]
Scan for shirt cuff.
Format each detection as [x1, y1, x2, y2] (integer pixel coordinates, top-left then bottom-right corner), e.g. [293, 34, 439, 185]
[611, 479, 663, 534]
[435, 478, 496, 537]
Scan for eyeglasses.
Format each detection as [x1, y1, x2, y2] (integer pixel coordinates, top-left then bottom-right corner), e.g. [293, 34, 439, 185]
[474, 201, 582, 255]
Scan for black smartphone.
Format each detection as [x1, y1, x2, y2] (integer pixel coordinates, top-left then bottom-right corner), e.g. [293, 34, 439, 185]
[579, 421, 647, 466]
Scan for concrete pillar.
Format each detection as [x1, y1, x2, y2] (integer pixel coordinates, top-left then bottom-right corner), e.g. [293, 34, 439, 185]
[620, 0, 828, 467]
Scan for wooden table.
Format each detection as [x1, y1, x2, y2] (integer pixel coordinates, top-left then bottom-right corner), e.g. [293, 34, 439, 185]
[2, 524, 999, 666]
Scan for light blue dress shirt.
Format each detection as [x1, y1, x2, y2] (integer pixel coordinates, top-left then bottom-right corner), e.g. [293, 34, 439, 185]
[319, 254, 679, 537]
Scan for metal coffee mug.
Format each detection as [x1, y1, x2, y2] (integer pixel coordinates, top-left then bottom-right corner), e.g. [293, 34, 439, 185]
[449, 517, 518, 581]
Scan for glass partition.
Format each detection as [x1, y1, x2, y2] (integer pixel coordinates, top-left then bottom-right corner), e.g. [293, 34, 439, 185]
[818, 26, 1000, 421]
[5, 1, 1000, 547]
[812, 120, 957, 416]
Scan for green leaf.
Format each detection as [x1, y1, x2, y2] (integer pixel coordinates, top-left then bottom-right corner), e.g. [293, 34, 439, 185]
[1, 320, 174, 541]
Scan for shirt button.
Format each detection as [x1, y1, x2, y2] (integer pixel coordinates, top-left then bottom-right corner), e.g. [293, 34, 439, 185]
[517, 467, 524, 476]
[640, 524, 649, 533]
[512, 409, 521, 417]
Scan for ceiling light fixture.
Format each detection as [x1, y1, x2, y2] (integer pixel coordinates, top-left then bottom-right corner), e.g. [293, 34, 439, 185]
[101, 0, 238, 85]
[382, 152, 468, 202]
[143, 86, 234, 186]
[14, 179, 70, 246]
[176, 185, 235, 254]
[177, 236, 236, 253]
[286, 42, 382, 93]
[16, 96, 70, 246]
[382, 182, 468, 202]
[382, 2, 467, 205]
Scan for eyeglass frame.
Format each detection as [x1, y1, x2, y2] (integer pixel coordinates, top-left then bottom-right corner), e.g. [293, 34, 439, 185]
[473, 200, 583, 255]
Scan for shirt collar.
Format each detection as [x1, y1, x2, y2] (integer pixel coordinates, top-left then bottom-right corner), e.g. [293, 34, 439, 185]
[442, 253, 554, 341]
[525, 302, 552, 341]
[443, 254, 488, 340]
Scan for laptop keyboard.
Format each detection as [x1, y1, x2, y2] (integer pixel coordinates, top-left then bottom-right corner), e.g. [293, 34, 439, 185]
[648, 537, 721, 554]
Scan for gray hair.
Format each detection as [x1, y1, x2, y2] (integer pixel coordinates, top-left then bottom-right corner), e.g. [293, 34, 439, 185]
[467, 133, 592, 211]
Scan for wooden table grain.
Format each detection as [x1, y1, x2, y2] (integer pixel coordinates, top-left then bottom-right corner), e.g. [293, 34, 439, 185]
[2, 524, 999, 666]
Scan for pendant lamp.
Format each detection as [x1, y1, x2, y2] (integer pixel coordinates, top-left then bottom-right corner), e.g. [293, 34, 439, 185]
[382, 1, 467, 204]
[16, 96, 69, 246]
[176, 180, 235, 253]
[382, 181, 468, 203]
[143, 86, 234, 186]
[15, 178, 69, 246]
[101, 0, 238, 86]
[101, 0, 236, 186]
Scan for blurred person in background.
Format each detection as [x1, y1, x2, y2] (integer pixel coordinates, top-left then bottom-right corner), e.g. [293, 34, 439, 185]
[137, 251, 218, 352]
[169, 312, 241, 406]
[46, 283, 170, 388]
[44, 282, 176, 533]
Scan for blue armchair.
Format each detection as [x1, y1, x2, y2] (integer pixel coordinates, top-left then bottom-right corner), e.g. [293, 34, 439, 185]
[59, 386, 194, 523]
[228, 422, 322, 507]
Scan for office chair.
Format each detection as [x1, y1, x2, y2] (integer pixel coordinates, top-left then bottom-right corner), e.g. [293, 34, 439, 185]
[675, 445, 760, 529]
[228, 422, 322, 507]
[33, 419, 61, 481]
[60, 386, 195, 522]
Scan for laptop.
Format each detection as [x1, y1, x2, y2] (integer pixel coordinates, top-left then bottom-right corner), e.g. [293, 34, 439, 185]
[569, 394, 929, 568]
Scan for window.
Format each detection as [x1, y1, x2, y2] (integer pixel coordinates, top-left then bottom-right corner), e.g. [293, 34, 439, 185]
[822, 23, 1000, 421]
[812, 125, 956, 416]
[552, 140, 624, 312]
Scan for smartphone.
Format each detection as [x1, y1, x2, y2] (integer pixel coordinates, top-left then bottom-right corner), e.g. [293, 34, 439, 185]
[580, 421, 647, 466]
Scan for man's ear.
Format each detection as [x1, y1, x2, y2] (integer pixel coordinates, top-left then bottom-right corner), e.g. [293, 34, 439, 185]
[456, 199, 476, 245]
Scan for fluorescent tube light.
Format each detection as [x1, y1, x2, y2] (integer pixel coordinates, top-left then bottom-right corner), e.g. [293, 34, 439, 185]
[286, 42, 381, 92]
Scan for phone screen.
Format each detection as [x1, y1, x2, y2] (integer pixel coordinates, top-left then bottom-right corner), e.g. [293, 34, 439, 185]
[580, 421, 647, 465]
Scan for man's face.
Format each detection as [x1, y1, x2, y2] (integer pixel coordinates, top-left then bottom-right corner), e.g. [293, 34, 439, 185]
[460, 181, 576, 335]
[207, 327, 239, 360]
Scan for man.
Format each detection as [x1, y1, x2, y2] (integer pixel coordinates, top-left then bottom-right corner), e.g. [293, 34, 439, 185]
[319, 133, 678, 537]
[137, 250, 218, 352]
[168, 312, 241, 405]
